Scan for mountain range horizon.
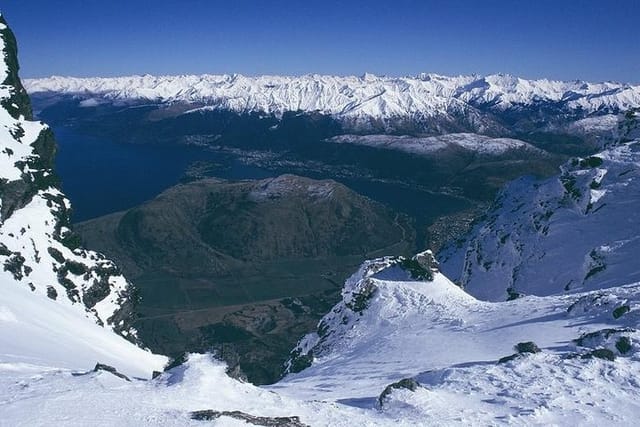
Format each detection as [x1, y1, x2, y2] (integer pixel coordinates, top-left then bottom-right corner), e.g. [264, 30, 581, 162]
[3, 7, 640, 426]
[28, 70, 640, 86]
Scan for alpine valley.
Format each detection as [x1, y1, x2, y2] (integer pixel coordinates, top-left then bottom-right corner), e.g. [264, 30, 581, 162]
[2, 11, 640, 427]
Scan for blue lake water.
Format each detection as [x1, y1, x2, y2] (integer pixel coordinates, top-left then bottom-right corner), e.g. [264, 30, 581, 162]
[53, 126, 471, 226]
[53, 127, 273, 222]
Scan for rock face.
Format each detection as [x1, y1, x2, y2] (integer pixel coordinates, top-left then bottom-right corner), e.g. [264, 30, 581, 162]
[190, 410, 308, 426]
[76, 174, 416, 384]
[377, 378, 421, 409]
[0, 15, 137, 338]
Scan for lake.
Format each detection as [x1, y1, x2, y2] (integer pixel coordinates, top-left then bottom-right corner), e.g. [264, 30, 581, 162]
[51, 125, 472, 229]
[53, 127, 274, 222]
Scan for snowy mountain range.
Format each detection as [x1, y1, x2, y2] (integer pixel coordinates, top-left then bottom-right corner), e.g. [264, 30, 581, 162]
[329, 133, 545, 156]
[25, 73, 640, 138]
[4, 13, 640, 426]
[25, 73, 640, 117]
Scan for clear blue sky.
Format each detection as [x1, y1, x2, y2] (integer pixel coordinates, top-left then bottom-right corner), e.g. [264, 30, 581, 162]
[1, 0, 638, 82]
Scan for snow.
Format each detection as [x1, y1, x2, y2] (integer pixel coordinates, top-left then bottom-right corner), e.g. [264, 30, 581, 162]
[0, 275, 165, 378]
[78, 98, 105, 107]
[0, 306, 18, 322]
[1, 15, 158, 375]
[3, 261, 640, 426]
[276, 259, 640, 404]
[0, 90, 44, 181]
[24, 73, 640, 121]
[247, 174, 336, 201]
[384, 353, 640, 425]
[5, 16, 640, 426]
[568, 114, 619, 134]
[330, 133, 542, 156]
[0, 186, 136, 328]
[0, 354, 378, 427]
[440, 140, 640, 301]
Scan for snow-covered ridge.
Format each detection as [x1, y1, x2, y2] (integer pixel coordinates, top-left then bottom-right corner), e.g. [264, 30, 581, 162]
[25, 72, 640, 119]
[440, 132, 640, 301]
[330, 133, 544, 156]
[272, 252, 640, 424]
[0, 16, 142, 343]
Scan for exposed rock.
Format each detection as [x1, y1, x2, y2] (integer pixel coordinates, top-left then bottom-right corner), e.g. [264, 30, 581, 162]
[498, 353, 520, 364]
[92, 363, 131, 381]
[399, 249, 439, 281]
[613, 305, 630, 319]
[72, 363, 131, 381]
[190, 410, 308, 426]
[499, 341, 541, 363]
[574, 328, 634, 348]
[286, 350, 314, 375]
[515, 341, 541, 354]
[616, 337, 632, 354]
[345, 278, 378, 314]
[377, 378, 421, 409]
[47, 247, 65, 263]
[582, 349, 616, 361]
[82, 276, 111, 309]
[163, 352, 190, 372]
[3, 252, 26, 280]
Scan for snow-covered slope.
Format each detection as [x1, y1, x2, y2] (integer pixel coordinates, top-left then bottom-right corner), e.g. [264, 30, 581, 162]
[0, 354, 378, 427]
[3, 252, 640, 425]
[0, 15, 165, 377]
[271, 255, 640, 424]
[440, 128, 640, 301]
[0, 276, 166, 378]
[25, 73, 640, 124]
[329, 133, 544, 156]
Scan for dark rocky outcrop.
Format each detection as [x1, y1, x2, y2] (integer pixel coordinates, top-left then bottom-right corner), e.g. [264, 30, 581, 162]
[498, 341, 541, 363]
[399, 249, 439, 281]
[377, 378, 421, 409]
[190, 410, 308, 426]
[0, 16, 57, 221]
[345, 278, 378, 314]
[514, 341, 541, 354]
[92, 363, 131, 381]
[582, 349, 616, 361]
[612, 305, 630, 319]
[0, 15, 32, 120]
[573, 327, 636, 359]
[71, 363, 131, 381]
[574, 328, 634, 347]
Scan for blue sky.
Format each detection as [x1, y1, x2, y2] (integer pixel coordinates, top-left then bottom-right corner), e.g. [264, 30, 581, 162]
[2, 0, 639, 82]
